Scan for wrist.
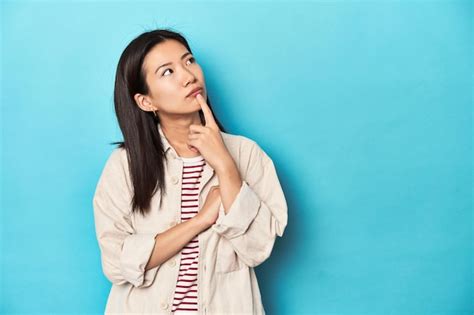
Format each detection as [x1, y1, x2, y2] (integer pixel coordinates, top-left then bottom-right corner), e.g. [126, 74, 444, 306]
[215, 155, 237, 175]
[192, 214, 212, 231]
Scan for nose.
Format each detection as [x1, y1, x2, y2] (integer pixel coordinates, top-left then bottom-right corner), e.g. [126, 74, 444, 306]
[182, 67, 197, 87]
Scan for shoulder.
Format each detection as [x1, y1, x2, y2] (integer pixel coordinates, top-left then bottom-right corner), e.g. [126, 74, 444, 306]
[219, 130, 272, 166]
[105, 146, 128, 168]
[113, 146, 128, 161]
[220, 130, 257, 152]
[95, 146, 133, 193]
[98, 146, 130, 182]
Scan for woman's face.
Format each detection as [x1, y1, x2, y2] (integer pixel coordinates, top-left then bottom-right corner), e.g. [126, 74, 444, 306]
[137, 39, 207, 115]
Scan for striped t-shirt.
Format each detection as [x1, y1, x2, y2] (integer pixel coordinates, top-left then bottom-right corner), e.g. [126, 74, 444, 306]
[171, 154, 205, 314]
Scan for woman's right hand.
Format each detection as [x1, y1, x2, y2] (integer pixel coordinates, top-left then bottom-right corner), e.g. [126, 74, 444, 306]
[195, 186, 221, 228]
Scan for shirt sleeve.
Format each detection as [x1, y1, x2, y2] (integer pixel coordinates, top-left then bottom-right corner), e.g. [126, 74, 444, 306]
[211, 141, 288, 267]
[92, 149, 160, 288]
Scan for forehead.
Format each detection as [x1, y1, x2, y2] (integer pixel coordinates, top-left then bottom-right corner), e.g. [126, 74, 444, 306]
[143, 40, 189, 68]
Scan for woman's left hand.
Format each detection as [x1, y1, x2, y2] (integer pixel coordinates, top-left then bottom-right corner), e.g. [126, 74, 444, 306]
[187, 93, 234, 172]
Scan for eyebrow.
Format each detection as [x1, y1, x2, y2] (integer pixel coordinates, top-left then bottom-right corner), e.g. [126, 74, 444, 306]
[154, 52, 192, 74]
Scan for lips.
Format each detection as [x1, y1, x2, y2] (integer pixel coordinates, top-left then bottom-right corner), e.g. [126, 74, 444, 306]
[186, 87, 203, 97]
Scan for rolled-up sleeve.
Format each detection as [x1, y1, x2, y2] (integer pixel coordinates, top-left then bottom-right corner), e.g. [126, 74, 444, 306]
[211, 141, 288, 267]
[92, 149, 160, 288]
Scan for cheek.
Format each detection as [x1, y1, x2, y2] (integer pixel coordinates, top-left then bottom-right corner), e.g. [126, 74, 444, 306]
[153, 81, 176, 99]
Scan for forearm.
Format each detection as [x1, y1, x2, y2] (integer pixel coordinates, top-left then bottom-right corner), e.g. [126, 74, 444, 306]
[145, 216, 209, 271]
[216, 156, 243, 215]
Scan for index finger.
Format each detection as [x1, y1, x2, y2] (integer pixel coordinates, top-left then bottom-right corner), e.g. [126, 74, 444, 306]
[196, 93, 218, 128]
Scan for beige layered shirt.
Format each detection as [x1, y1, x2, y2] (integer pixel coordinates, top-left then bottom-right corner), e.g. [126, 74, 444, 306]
[92, 123, 288, 314]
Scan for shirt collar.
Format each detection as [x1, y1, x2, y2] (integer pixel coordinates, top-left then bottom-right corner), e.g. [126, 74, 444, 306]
[157, 122, 226, 158]
[157, 123, 172, 153]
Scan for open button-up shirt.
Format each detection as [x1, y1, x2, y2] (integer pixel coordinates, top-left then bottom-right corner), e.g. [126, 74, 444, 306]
[92, 123, 288, 314]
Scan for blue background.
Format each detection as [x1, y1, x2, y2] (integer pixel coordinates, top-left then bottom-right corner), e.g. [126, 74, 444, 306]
[1, 0, 472, 314]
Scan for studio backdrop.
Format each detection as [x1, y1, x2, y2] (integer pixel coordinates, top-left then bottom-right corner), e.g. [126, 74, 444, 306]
[1, 0, 472, 314]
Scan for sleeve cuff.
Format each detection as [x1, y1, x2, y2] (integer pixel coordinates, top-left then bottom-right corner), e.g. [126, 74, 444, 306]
[120, 232, 159, 288]
[211, 181, 261, 239]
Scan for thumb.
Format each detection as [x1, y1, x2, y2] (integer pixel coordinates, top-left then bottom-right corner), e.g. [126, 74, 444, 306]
[188, 144, 199, 153]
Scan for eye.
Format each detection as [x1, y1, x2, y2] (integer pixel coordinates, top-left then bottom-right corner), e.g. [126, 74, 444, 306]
[186, 57, 196, 65]
[162, 68, 173, 76]
[162, 57, 195, 77]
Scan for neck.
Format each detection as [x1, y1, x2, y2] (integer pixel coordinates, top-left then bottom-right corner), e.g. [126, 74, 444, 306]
[159, 112, 202, 152]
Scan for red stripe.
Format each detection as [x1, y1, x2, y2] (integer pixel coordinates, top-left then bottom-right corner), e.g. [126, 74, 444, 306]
[174, 293, 197, 300]
[183, 163, 205, 168]
[181, 216, 197, 219]
[177, 273, 198, 278]
[183, 169, 204, 174]
[179, 270, 198, 275]
[177, 278, 197, 283]
[174, 289, 197, 295]
[173, 301, 198, 306]
[182, 175, 202, 179]
[179, 268, 198, 273]
[173, 307, 198, 311]
[183, 244, 198, 249]
[173, 294, 197, 302]
[179, 272, 198, 278]
[176, 288, 197, 294]
[176, 283, 197, 289]
[181, 254, 198, 266]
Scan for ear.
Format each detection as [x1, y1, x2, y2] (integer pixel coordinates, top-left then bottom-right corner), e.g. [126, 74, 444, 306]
[134, 93, 156, 112]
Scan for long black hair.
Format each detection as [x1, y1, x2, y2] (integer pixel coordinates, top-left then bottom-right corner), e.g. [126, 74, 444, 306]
[111, 28, 226, 216]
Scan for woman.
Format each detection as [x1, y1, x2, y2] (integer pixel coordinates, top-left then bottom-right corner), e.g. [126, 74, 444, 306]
[92, 28, 288, 314]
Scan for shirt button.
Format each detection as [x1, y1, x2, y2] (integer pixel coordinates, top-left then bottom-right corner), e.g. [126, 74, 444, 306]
[168, 259, 176, 267]
[160, 301, 169, 310]
[203, 263, 206, 271]
[171, 176, 179, 184]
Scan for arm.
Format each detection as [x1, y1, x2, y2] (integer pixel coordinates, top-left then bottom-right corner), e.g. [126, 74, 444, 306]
[93, 149, 156, 288]
[144, 217, 209, 270]
[214, 155, 243, 216]
[211, 141, 288, 267]
[93, 149, 209, 288]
